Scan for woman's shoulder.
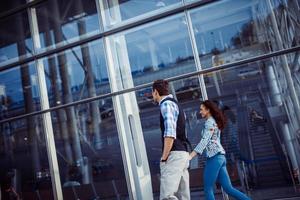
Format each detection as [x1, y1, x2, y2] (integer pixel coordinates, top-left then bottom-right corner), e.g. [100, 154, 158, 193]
[205, 117, 217, 126]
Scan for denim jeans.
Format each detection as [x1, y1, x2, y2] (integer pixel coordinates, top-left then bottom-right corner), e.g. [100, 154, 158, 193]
[204, 154, 251, 200]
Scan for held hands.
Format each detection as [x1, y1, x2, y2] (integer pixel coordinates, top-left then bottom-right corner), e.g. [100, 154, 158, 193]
[189, 151, 197, 161]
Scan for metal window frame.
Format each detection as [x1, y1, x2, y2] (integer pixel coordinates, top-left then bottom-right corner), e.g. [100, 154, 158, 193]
[98, 1, 154, 199]
[0, 0, 216, 72]
[0, 45, 299, 125]
[27, 1, 63, 199]
[184, 9, 208, 100]
[0, 0, 45, 20]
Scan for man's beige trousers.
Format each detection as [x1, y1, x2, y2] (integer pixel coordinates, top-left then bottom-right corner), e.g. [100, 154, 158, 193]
[160, 151, 190, 200]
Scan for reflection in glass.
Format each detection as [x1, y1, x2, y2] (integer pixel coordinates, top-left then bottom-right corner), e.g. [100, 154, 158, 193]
[50, 101, 128, 199]
[200, 57, 299, 191]
[107, 13, 204, 195]
[0, 11, 33, 67]
[190, 0, 271, 69]
[135, 77, 203, 193]
[0, 117, 53, 199]
[101, 0, 181, 29]
[35, 0, 100, 50]
[109, 14, 197, 86]
[43, 40, 109, 107]
[0, 63, 40, 117]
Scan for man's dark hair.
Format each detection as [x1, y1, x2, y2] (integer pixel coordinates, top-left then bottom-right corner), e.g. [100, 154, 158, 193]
[152, 79, 169, 96]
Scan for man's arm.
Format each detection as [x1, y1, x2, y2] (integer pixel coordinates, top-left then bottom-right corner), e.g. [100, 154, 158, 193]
[160, 101, 178, 161]
[161, 137, 174, 161]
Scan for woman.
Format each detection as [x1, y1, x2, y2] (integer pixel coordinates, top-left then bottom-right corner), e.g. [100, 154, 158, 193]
[189, 100, 251, 200]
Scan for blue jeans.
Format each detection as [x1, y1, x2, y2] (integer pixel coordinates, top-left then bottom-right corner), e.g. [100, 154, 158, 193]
[204, 154, 251, 200]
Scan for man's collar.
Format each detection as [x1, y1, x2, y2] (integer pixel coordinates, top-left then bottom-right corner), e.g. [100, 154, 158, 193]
[159, 94, 173, 105]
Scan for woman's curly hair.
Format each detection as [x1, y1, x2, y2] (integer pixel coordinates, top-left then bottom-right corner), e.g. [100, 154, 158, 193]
[202, 100, 227, 131]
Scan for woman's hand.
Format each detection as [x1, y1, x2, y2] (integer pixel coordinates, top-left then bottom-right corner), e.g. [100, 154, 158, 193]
[189, 151, 197, 160]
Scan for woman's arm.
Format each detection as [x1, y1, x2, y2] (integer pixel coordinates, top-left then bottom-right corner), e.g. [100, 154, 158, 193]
[189, 150, 198, 160]
[189, 119, 215, 159]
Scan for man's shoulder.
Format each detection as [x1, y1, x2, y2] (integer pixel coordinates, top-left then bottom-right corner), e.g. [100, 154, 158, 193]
[160, 99, 178, 109]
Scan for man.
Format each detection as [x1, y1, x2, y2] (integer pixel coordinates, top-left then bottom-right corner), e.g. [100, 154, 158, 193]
[152, 79, 190, 200]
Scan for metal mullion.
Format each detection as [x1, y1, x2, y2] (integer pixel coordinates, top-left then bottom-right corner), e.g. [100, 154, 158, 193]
[184, 9, 208, 100]
[0, 0, 45, 20]
[27, 1, 63, 199]
[102, 34, 137, 199]
[0, 45, 299, 125]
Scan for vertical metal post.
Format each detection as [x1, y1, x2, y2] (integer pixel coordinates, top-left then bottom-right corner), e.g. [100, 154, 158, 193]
[103, 36, 136, 200]
[50, 0, 83, 170]
[184, 10, 208, 100]
[76, 0, 104, 152]
[41, 3, 73, 165]
[97, 1, 153, 199]
[266, 0, 300, 182]
[27, 1, 63, 199]
[266, 0, 300, 123]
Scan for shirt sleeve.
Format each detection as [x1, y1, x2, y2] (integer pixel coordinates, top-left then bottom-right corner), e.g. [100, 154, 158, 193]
[194, 119, 215, 155]
[160, 101, 178, 138]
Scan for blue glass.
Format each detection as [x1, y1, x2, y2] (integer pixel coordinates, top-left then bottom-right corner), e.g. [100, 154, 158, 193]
[102, 0, 182, 29]
[189, 0, 281, 69]
[42, 40, 109, 107]
[0, 63, 40, 117]
[118, 14, 196, 85]
[35, 0, 101, 51]
[0, 11, 33, 67]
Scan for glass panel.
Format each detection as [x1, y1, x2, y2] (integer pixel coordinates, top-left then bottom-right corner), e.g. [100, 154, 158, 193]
[106, 14, 203, 196]
[101, 0, 182, 29]
[0, 116, 53, 200]
[108, 14, 197, 86]
[189, 0, 286, 69]
[0, 63, 41, 117]
[50, 100, 129, 199]
[198, 55, 300, 196]
[133, 50, 300, 198]
[135, 76, 203, 194]
[35, 0, 100, 51]
[0, 11, 33, 67]
[42, 40, 109, 107]
[259, 0, 300, 49]
[0, 0, 27, 13]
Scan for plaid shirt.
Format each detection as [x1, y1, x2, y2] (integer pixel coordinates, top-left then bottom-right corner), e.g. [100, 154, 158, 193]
[194, 117, 225, 158]
[159, 95, 179, 139]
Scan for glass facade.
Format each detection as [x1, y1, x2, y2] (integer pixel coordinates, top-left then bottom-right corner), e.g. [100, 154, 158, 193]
[42, 40, 109, 107]
[35, 0, 101, 51]
[100, 0, 182, 29]
[0, 63, 41, 115]
[0, 115, 53, 199]
[49, 102, 128, 199]
[107, 14, 196, 86]
[1, 0, 300, 199]
[0, 10, 33, 67]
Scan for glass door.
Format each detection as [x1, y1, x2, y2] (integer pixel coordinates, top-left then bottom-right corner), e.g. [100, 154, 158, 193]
[104, 10, 206, 198]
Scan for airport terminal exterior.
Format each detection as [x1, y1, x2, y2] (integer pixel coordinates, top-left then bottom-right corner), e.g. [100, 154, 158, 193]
[0, 0, 300, 199]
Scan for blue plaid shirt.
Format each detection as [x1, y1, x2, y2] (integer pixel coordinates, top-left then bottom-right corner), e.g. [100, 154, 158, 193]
[159, 95, 179, 139]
